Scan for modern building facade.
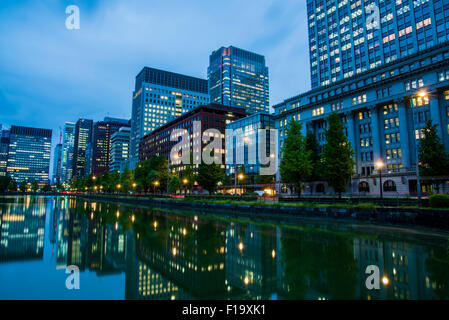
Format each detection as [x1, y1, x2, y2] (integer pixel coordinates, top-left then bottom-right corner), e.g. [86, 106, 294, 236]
[208, 46, 269, 114]
[61, 122, 76, 184]
[72, 119, 93, 179]
[130, 67, 210, 169]
[110, 126, 131, 173]
[0, 134, 9, 177]
[274, 43, 449, 196]
[139, 104, 247, 176]
[52, 143, 62, 185]
[307, 0, 449, 88]
[6, 126, 52, 186]
[225, 112, 276, 181]
[91, 118, 130, 177]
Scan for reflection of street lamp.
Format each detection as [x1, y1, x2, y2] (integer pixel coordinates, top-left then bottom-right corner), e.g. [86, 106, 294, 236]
[376, 161, 384, 204]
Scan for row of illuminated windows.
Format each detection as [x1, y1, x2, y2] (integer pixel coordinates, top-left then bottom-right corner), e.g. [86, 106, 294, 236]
[360, 137, 373, 148]
[352, 94, 367, 105]
[385, 117, 400, 129]
[404, 78, 424, 91]
[384, 104, 399, 115]
[385, 133, 401, 145]
[386, 148, 402, 160]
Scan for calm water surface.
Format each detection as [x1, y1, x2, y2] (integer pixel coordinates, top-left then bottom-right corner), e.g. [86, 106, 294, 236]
[0, 196, 448, 300]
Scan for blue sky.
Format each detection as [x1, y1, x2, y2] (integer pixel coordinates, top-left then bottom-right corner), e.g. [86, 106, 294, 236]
[0, 0, 310, 170]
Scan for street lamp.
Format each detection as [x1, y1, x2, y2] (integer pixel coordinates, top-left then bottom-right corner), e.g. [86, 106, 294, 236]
[409, 90, 429, 201]
[117, 184, 121, 194]
[376, 160, 384, 205]
[183, 178, 188, 195]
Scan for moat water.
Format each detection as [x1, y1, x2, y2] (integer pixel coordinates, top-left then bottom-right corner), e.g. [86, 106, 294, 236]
[0, 195, 448, 300]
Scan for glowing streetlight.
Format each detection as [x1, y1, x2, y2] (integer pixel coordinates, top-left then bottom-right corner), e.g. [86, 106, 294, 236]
[238, 173, 245, 181]
[376, 160, 385, 204]
[382, 276, 390, 286]
[238, 242, 244, 252]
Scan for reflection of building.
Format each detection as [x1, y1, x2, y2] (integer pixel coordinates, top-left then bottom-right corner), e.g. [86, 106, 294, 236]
[134, 212, 228, 299]
[225, 224, 279, 299]
[208, 46, 270, 114]
[0, 197, 46, 262]
[6, 126, 52, 186]
[353, 238, 441, 300]
[125, 232, 189, 300]
[110, 127, 131, 173]
[130, 67, 210, 169]
[61, 122, 76, 183]
[139, 104, 247, 176]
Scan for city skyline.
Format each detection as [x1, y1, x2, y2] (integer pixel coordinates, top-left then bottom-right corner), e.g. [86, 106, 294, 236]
[0, 0, 310, 167]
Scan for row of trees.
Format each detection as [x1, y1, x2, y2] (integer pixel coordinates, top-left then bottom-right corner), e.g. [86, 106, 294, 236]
[71, 153, 227, 195]
[280, 113, 354, 197]
[280, 113, 449, 197]
[0, 175, 52, 193]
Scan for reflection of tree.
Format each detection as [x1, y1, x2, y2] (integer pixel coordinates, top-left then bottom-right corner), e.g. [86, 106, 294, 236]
[197, 221, 223, 266]
[425, 245, 449, 300]
[281, 231, 358, 300]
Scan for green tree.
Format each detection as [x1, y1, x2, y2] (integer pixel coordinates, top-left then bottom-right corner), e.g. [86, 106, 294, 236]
[0, 176, 12, 192]
[7, 179, 17, 192]
[169, 175, 181, 194]
[305, 131, 322, 182]
[134, 161, 151, 192]
[418, 120, 449, 193]
[255, 174, 275, 185]
[19, 181, 28, 193]
[121, 167, 134, 193]
[279, 120, 312, 196]
[42, 184, 52, 193]
[148, 170, 161, 193]
[322, 113, 355, 197]
[31, 180, 39, 192]
[197, 161, 224, 194]
[182, 152, 196, 193]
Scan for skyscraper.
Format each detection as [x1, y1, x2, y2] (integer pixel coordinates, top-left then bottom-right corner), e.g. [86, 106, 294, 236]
[52, 143, 62, 185]
[0, 128, 9, 177]
[92, 118, 130, 177]
[307, 0, 449, 88]
[110, 126, 131, 173]
[72, 119, 93, 179]
[130, 67, 210, 169]
[6, 126, 52, 186]
[61, 122, 76, 184]
[208, 46, 269, 114]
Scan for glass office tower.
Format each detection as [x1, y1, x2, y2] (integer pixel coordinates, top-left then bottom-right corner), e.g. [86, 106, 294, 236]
[52, 143, 62, 185]
[72, 119, 93, 179]
[307, 0, 449, 88]
[6, 126, 52, 186]
[208, 46, 270, 114]
[61, 122, 75, 184]
[110, 126, 131, 173]
[130, 67, 210, 169]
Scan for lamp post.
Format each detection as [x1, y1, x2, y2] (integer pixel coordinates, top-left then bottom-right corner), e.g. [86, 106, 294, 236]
[183, 178, 188, 195]
[376, 160, 384, 205]
[409, 90, 428, 201]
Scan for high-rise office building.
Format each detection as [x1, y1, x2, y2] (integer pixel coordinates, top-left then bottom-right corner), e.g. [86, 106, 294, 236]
[208, 46, 269, 114]
[0, 128, 9, 177]
[72, 119, 93, 179]
[61, 122, 76, 184]
[110, 126, 131, 173]
[52, 143, 62, 185]
[6, 126, 52, 186]
[130, 67, 210, 169]
[92, 118, 130, 177]
[307, 0, 449, 88]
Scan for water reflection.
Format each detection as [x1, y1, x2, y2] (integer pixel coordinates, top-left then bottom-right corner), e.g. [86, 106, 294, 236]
[0, 196, 448, 300]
